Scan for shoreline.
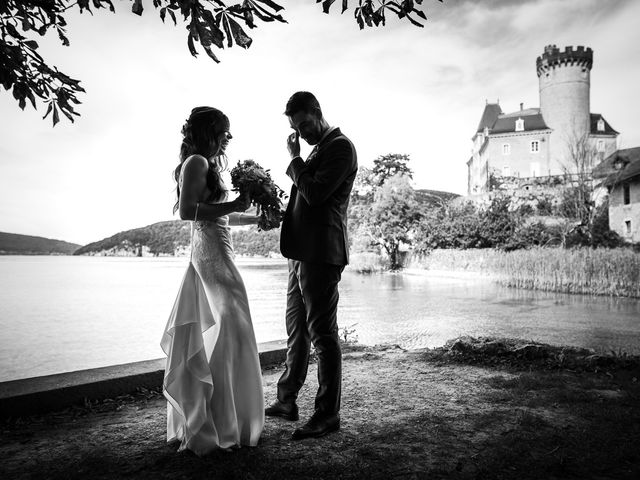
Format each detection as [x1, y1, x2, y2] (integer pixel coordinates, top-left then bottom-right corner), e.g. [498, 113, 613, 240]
[0, 339, 287, 419]
[3, 335, 637, 421]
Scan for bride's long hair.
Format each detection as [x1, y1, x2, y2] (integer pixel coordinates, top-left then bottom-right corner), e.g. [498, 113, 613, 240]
[173, 106, 229, 214]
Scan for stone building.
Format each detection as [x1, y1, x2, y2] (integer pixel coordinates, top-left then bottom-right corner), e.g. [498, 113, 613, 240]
[467, 45, 619, 195]
[593, 147, 640, 243]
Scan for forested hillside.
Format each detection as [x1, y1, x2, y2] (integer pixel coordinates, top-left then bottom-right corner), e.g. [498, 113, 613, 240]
[0, 232, 80, 255]
[74, 221, 190, 256]
[73, 220, 281, 257]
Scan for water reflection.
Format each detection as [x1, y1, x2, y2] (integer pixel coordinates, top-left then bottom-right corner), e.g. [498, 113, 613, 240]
[337, 271, 640, 354]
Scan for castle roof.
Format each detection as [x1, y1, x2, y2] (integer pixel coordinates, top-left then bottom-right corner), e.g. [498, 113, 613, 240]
[476, 103, 502, 133]
[474, 105, 618, 138]
[593, 147, 640, 185]
[590, 114, 619, 135]
[491, 109, 550, 134]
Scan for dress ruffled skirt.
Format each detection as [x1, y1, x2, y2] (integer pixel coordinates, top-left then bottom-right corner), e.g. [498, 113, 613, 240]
[160, 226, 264, 455]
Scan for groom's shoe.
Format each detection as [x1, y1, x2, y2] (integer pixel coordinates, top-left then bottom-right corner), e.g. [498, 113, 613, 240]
[292, 411, 340, 440]
[265, 400, 299, 421]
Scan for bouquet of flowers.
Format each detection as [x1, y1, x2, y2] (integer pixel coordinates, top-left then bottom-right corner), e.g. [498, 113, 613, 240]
[230, 159, 287, 231]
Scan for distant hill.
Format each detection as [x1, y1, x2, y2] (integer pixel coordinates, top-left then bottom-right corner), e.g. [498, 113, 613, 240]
[74, 220, 192, 256]
[73, 220, 281, 257]
[0, 232, 80, 255]
[415, 189, 461, 207]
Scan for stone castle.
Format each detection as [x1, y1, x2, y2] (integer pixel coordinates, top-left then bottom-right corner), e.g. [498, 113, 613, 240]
[467, 45, 619, 195]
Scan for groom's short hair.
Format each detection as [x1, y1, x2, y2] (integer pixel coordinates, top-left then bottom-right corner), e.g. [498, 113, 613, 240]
[285, 91, 322, 117]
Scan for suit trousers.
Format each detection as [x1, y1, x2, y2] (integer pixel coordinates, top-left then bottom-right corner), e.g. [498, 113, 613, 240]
[277, 259, 344, 414]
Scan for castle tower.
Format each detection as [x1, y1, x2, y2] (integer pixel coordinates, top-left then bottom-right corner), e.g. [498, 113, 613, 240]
[537, 45, 593, 170]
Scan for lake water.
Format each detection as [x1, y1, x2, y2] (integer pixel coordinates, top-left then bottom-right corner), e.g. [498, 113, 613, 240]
[0, 256, 639, 383]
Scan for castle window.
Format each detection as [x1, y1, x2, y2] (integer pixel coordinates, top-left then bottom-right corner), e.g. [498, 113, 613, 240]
[597, 118, 605, 132]
[502, 144, 511, 155]
[515, 118, 524, 132]
[624, 183, 631, 205]
[530, 141, 540, 153]
[597, 139, 605, 152]
[503, 166, 511, 176]
[625, 220, 631, 236]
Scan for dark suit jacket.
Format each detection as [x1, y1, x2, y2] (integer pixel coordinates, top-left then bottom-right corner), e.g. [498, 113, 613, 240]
[280, 128, 358, 266]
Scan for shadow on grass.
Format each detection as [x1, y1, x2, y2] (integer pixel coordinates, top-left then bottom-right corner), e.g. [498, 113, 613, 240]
[4, 339, 640, 480]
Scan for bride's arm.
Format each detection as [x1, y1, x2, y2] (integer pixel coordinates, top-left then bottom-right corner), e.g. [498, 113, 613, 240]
[178, 155, 249, 221]
[228, 212, 260, 226]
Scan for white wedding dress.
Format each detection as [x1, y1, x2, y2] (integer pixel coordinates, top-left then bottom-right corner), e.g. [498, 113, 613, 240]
[160, 187, 264, 455]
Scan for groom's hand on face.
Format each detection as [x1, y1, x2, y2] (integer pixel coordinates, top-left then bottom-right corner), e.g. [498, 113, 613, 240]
[287, 131, 300, 159]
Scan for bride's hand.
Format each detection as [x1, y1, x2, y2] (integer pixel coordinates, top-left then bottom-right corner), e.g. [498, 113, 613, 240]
[232, 192, 251, 212]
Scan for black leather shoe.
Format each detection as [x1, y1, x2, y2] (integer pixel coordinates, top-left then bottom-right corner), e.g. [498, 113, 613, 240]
[292, 411, 340, 440]
[265, 400, 299, 421]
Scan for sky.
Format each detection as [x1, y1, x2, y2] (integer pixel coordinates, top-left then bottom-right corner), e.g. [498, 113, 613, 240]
[1, 0, 640, 245]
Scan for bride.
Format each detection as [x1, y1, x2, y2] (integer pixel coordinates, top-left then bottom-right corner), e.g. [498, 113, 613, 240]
[160, 106, 264, 455]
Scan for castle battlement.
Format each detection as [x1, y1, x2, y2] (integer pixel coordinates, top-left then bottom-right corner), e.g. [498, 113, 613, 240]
[536, 44, 593, 76]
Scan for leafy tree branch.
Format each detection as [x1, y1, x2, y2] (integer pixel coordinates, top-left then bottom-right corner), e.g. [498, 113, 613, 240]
[1, 0, 440, 126]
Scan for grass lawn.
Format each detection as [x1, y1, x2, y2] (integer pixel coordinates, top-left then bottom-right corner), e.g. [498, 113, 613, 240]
[2, 337, 639, 480]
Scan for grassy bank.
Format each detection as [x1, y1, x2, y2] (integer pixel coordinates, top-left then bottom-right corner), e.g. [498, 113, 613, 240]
[408, 247, 640, 298]
[346, 252, 387, 274]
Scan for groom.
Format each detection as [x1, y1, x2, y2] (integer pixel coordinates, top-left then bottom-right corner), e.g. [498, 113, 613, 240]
[266, 91, 358, 439]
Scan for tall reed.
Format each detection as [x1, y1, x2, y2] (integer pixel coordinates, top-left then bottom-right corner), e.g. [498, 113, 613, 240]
[410, 247, 640, 298]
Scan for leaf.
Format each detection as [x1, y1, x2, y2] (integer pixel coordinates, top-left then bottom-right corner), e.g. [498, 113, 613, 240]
[243, 7, 255, 28]
[43, 102, 53, 120]
[12, 83, 21, 101]
[52, 104, 60, 126]
[322, 0, 337, 13]
[254, 0, 285, 13]
[414, 9, 427, 20]
[355, 9, 365, 29]
[60, 107, 76, 123]
[404, 12, 424, 28]
[401, 0, 414, 13]
[5, 23, 23, 40]
[168, 9, 177, 25]
[249, 0, 287, 22]
[24, 40, 39, 50]
[78, 0, 91, 14]
[160, 6, 166, 22]
[187, 33, 198, 57]
[21, 16, 32, 32]
[26, 89, 36, 109]
[198, 10, 225, 48]
[56, 26, 70, 46]
[221, 14, 233, 48]
[202, 45, 221, 63]
[132, 0, 144, 16]
[228, 16, 253, 49]
[342, 0, 348, 13]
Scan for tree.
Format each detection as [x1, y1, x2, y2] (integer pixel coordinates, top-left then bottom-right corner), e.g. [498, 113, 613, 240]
[1, 0, 439, 126]
[559, 131, 603, 246]
[364, 174, 421, 269]
[371, 153, 414, 187]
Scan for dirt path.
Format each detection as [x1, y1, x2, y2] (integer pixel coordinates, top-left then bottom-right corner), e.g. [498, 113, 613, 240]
[2, 343, 639, 480]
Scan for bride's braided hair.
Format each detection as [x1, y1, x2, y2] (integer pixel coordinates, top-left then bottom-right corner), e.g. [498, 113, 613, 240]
[173, 106, 229, 213]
